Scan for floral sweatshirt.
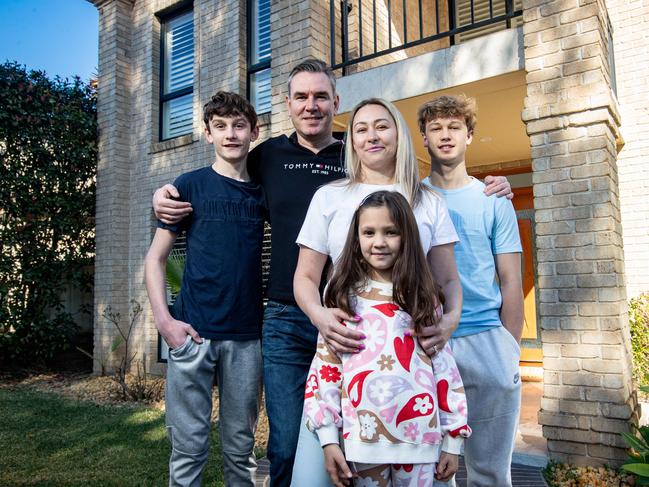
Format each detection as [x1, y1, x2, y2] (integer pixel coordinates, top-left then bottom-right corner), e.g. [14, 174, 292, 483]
[304, 280, 471, 465]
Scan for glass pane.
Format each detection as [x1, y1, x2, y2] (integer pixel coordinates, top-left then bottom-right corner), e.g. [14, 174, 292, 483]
[250, 68, 272, 114]
[164, 10, 194, 94]
[162, 93, 193, 139]
[251, 0, 271, 65]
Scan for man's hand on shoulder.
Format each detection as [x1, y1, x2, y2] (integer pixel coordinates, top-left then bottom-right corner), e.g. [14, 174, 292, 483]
[483, 175, 514, 200]
[153, 184, 192, 224]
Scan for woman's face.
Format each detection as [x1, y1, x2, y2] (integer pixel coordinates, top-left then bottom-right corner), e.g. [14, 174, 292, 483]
[351, 104, 398, 176]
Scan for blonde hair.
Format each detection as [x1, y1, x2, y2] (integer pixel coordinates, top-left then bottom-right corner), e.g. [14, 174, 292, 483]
[344, 98, 426, 207]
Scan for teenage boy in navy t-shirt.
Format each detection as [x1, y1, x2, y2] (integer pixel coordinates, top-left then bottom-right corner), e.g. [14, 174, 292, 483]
[145, 91, 266, 487]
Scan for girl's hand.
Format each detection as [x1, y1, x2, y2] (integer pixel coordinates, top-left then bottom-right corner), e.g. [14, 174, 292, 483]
[313, 306, 364, 355]
[323, 444, 353, 487]
[435, 452, 459, 481]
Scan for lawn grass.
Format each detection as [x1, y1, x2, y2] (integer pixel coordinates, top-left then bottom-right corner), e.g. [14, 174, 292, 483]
[0, 387, 226, 486]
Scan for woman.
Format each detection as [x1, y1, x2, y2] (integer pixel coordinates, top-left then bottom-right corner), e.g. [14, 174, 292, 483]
[292, 98, 463, 486]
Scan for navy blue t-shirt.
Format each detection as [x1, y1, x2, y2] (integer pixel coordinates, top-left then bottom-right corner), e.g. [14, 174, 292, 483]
[159, 166, 267, 341]
[247, 133, 345, 303]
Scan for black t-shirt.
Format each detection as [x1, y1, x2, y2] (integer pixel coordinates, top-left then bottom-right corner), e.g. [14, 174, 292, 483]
[248, 133, 345, 303]
[159, 166, 267, 340]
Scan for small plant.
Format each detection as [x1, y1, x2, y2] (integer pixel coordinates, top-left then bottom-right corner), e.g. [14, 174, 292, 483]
[620, 384, 649, 484]
[102, 300, 162, 402]
[166, 255, 184, 297]
[74, 344, 108, 376]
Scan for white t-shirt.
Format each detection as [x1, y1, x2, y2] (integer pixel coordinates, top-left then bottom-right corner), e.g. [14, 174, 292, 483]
[296, 181, 458, 263]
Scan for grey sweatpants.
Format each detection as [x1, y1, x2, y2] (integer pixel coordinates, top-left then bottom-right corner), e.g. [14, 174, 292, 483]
[165, 337, 262, 487]
[450, 326, 522, 487]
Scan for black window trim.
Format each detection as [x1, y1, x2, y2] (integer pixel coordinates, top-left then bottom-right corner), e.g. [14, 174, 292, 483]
[246, 0, 271, 113]
[158, 0, 194, 141]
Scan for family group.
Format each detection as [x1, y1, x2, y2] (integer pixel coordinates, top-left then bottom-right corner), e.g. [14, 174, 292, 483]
[144, 58, 524, 487]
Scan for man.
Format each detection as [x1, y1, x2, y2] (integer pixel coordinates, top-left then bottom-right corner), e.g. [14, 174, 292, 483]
[154, 61, 512, 486]
[418, 94, 524, 487]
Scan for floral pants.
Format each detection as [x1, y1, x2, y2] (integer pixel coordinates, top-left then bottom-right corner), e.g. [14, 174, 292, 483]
[352, 462, 451, 487]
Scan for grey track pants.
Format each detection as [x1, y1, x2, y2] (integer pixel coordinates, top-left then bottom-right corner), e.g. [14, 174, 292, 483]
[165, 337, 262, 487]
[450, 326, 522, 487]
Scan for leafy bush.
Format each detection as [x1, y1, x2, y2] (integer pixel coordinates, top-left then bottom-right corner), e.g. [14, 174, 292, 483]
[622, 394, 649, 485]
[0, 62, 96, 364]
[630, 293, 649, 390]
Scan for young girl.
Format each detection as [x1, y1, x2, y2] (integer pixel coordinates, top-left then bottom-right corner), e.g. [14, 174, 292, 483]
[303, 191, 471, 487]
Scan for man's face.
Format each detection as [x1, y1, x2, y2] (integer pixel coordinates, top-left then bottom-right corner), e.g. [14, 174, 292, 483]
[205, 115, 258, 164]
[286, 72, 339, 140]
[422, 116, 472, 166]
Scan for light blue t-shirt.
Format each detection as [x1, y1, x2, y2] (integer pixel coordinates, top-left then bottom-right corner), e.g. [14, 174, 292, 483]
[423, 177, 522, 337]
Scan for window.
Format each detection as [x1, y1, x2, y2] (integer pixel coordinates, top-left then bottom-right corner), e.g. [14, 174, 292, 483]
[160, 8, 194, 140]
[248, 0, 271, 114]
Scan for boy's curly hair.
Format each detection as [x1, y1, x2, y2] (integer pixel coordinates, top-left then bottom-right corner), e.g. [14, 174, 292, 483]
[417, 94, 477, 134]
[203, 91, 257, 130]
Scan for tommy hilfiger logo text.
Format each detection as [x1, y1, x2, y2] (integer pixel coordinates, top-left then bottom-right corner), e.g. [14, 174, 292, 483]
[283, 162, 346, 175]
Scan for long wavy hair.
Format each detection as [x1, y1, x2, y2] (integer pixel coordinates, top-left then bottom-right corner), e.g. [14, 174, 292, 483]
[343, 98, 430, 208]
[324, 191, 443, 333]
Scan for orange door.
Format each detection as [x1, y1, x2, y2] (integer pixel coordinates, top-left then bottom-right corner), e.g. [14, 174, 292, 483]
[512, 187, 542, 364]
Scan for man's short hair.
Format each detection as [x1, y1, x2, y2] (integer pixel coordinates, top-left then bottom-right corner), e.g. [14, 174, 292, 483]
[417, 95, 477, 134]
[203, 91, 258, 130]
[287, 58, 336, 95]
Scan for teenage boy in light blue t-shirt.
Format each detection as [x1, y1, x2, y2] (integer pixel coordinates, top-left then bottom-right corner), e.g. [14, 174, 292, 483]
[417, 95, 524, 487]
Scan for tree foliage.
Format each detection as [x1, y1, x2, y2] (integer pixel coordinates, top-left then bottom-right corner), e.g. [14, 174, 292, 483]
[0, 62, 96, 364]
[629, 293, 649, 389]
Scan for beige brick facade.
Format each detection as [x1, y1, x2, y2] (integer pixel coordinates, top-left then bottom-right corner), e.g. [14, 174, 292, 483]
[522, 0, 637, 465]
[93, 0, 645, 466]
[608, 0, 649, 299]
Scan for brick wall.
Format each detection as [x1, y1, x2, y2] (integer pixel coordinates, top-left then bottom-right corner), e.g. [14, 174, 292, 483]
[269, 0, 332, 135]
[93, 0, 135, 372]
[522, 0, 638, 466]
[608, 0, 649, 299]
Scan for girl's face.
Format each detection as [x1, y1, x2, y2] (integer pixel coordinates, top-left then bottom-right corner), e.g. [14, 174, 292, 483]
[358, 205, 401, 282]
[351, 104, 398, 176]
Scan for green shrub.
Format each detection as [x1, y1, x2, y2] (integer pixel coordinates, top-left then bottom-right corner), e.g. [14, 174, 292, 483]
[629, 293, 649, 389]
[0, 62, 96, 364]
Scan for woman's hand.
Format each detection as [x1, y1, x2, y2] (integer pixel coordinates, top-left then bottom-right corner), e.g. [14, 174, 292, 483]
[312, 306, 364, 355]
[435, 452, 459, 481]
[152, 184, 192, 224]
[294, 247, 363, 354]
[323, 444, 353, 487]
[416, 313, 455, 356]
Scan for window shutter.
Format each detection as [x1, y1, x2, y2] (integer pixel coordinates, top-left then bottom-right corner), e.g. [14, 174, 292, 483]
[162, 10, 194, 140]
[249, 0, 272, 114]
